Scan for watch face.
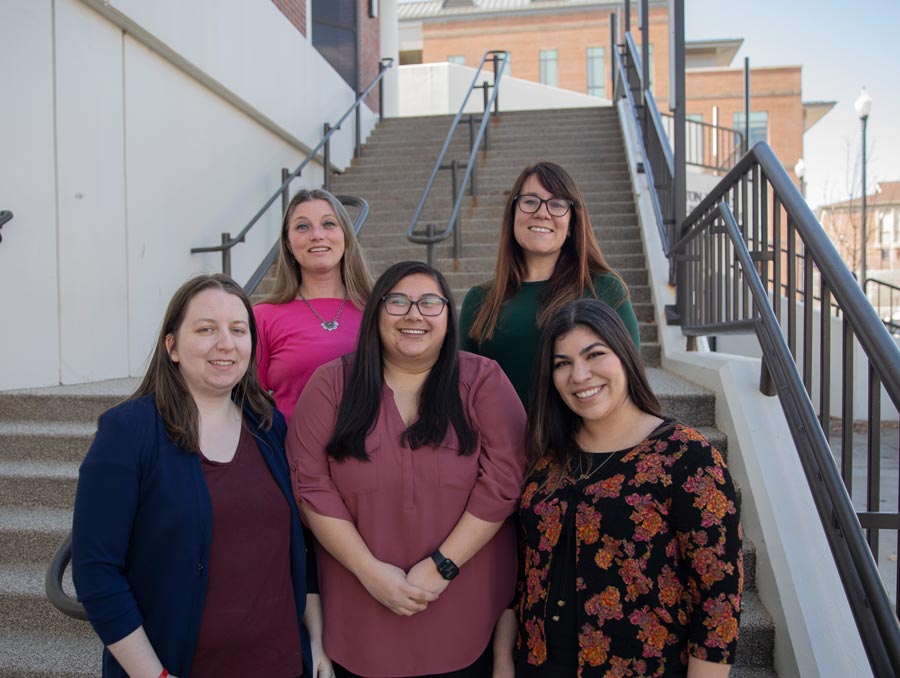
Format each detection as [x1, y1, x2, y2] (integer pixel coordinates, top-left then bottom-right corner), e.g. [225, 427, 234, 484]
[438, 559, 459, 580]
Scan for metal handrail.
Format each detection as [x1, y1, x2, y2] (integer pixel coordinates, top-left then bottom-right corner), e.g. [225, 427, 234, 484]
[668, 143, 900, 674]
[0, 210, 11, 244]
[244, 194, 369, 296]
[616, 12, 900, 669]
[660, 112, 744, 173]
[191, 58, 393, 275]
[406, 50, 509, 267]
[866, 278, 900, 335]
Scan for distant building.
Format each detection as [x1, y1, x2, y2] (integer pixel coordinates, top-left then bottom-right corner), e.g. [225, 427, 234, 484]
[818, 181, 900, 285]
[398, 0, 833, 182]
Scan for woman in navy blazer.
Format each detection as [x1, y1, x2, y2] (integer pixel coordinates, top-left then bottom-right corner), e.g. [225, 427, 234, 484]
[72, 274, 327, 678]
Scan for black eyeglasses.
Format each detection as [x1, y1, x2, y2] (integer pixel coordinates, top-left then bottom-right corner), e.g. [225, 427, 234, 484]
[382, 293, 449, 316]
[515, 194, 574, 217]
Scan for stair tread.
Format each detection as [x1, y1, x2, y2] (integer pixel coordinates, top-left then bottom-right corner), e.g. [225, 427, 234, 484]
[0, 460, 79, 479]
[0, 630, 100, 677]
[0, 507, 72, 533]
[0, 420, 96, 437]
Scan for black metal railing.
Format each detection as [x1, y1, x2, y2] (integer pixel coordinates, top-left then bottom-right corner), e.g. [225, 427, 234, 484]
[867, 278, 900, 336]
[613, 8, 900, 671]
[660, 113, 743, 174]
[669, 148, 900, 673]
[406, 50, 509, 267]
[191, 58, 393, 277]
[0, 210, 11, 244]
[244, 194, 369, 297]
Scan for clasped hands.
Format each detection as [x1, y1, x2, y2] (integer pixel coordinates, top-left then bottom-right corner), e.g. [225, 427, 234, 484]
[359, 556, 450, 616]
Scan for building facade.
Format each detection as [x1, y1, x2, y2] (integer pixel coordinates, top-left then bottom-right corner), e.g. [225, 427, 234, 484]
[399, 0, 833, 183]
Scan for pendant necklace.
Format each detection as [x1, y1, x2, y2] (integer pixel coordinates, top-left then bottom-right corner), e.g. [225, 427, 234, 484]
[298, 289, 347, 332]
[549, 450, 620, 623]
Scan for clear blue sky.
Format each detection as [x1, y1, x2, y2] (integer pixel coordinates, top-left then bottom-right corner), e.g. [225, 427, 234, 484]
[686, 0, 900, 208]
[399, 0, 900, 208]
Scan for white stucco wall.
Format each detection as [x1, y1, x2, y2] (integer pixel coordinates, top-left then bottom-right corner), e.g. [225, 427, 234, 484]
[398, 62, 610, 117]
[1, 0, 378, 389]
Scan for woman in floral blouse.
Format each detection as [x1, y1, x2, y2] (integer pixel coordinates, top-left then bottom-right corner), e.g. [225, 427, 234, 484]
[494, 299, 742, 678]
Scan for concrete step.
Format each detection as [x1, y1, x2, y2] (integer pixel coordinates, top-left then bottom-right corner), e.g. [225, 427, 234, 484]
[0, 507, 71, 565]
[0, 461, 79, 509]
[0, 565, 92, 637]
[0, 380, 136, 424]
[332, 176, 634, 195]
[0, 630, 100, 678]
[0, 421, 95, 463]
[361, 218, 641, 241]
[735, 591, 776, 669]
[357, 237, 645, 259]
[646, 368, 715, 428]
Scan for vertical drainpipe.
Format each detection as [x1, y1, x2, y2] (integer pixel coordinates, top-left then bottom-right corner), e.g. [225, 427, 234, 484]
[673, 0, 686, 238]
[744, 56, 750, 154]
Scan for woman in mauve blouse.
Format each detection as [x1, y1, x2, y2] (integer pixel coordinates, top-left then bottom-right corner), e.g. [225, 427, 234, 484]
[287, 261, 526, 678]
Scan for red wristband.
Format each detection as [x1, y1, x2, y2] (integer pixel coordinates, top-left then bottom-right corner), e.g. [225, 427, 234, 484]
[158, 670, 168, 678]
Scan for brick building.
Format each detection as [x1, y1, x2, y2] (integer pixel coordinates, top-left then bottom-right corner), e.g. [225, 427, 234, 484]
[398, 0, 833, 181]
[818, 181, 900, 284]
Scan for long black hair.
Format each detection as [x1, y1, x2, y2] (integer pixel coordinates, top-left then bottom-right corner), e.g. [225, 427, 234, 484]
[326, 261, 475, 461]
[527, 299, 662, 472]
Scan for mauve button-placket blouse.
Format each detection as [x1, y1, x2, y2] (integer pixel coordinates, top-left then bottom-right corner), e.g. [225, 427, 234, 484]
[288, 352, 526, 677]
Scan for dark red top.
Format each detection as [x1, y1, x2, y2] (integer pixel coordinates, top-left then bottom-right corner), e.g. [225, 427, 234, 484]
[288, 352, 526, 677]
[191, 425, 303, 678]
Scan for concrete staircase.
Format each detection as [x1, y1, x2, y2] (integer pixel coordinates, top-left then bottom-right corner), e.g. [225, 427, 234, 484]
[0, 107, 776, 676]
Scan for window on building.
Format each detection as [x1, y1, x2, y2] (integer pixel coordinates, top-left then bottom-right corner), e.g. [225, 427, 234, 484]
[447, 55, 465, 65]
[311, 0, 357, 89]
[539, 49, 558, 87]
[686, 113, 704, 166]
[733, 111, 769, 149]
[586, 47, 605, 97]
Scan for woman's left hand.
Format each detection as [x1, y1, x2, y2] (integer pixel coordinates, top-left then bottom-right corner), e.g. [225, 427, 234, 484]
[406, 557, 451, 596]
[311, 639, 334, 678]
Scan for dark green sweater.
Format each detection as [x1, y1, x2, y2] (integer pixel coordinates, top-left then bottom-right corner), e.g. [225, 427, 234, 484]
[458, 274, 640, 407]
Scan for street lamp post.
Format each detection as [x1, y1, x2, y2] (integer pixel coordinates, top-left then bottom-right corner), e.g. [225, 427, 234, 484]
[855, 87, 872, 291]
[794, 158, 806, 199]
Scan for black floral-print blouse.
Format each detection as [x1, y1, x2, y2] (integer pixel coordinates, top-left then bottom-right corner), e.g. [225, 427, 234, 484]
[515, 421, 743, 677]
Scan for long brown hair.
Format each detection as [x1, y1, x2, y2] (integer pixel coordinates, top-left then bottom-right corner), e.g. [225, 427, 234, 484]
[326, 261, 475, 461]
[132, 274, 275, 452]
[467, 162, 625, 343]
[527, 299, 662, 475]
[259, 188, 372, 308]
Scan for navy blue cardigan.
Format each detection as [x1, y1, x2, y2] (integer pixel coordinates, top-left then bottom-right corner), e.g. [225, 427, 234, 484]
[71, 395, 311, 677]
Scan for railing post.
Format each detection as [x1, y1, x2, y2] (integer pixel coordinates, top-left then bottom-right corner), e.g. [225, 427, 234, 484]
[450, 159, 461, 259]
[355, 94, 362, 158]
[610, 14, 617, 97]
[323, 123, 332, 192]
[378, 60, 387, 123]
[467, 116, 478, 196]
[481, 84, 491, 150]
[426, 223, 436, 268]
[221, 233, 232, 277]
[759, 355, 776, 396]
[281, 168, 291, 216]
[624, 0, 631, 33]
[492, 53, 500, 116]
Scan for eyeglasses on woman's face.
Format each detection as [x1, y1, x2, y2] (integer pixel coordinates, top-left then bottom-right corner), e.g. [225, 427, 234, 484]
[381, 293, 449, 316]
[515, 194, 574, 217]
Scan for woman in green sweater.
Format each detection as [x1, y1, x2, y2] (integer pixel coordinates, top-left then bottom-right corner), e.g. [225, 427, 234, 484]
[459, 162, 639, 406]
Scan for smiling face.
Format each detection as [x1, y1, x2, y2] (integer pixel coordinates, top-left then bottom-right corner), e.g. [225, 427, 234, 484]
[513, 173, 571, 265]
[551, 324, 631, 426]
[286, 198, 346, 280]
[378, 273, 449, 369]
[165, 288, 252, 402]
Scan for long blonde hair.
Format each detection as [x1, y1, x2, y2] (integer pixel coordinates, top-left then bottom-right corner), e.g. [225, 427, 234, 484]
[259, 188, 372, 307]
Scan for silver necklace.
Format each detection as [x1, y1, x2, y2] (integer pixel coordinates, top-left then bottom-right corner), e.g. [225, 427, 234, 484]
[298, 290, 347, 332]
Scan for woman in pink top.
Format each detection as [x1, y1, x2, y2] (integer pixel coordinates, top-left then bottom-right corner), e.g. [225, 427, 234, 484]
[287, 261, 527, 678]
[255, 188, 373, 421]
